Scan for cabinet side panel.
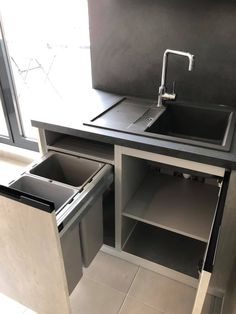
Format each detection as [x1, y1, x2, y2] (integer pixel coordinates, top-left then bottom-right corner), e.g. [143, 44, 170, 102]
[115, 145, 123, 250]
[0, 196, 71, 314]
[221, 259, 236, 314]
[121, 155, 147, 210]
[36, 128, 48, 155]
[119, 148, 148, 248]
[210, 170, 236, 294]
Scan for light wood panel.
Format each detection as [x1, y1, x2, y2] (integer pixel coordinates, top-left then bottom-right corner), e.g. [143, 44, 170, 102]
[36, 128, 48, 156]
[0, 195, 71, 314]
[119, 146, 225, 177]
[192, 271, 211, 314]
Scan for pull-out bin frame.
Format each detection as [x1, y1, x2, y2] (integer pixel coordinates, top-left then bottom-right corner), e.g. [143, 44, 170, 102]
[0, 150, 113, 313]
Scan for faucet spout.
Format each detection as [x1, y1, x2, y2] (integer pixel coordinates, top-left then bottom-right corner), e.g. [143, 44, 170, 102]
[157, 49, 195, 107]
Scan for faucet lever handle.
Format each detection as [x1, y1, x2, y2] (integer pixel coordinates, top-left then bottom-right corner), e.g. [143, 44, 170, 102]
[161, 81, 176, 101]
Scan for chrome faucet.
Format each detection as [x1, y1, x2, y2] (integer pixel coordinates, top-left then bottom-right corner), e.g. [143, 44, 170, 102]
[157, 49, 195, 107]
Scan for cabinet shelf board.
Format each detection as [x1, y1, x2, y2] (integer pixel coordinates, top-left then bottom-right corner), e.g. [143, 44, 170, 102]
[123, 173, 219, 242]
[123, 221, 206, 278]
[48, 135, 114, 164]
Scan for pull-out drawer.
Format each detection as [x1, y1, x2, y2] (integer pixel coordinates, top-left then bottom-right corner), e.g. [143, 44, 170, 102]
[26, 152, 113, 268]
[0, 152, 113, 297]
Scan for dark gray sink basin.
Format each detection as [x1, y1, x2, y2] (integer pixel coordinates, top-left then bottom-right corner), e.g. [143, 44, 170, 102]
[84, 98, 235, 151]
[144, 103, 235, 151]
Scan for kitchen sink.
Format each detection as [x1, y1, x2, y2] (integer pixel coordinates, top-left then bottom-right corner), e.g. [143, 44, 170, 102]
[144, 103, 235, 151]
[84, 98, 235, 151]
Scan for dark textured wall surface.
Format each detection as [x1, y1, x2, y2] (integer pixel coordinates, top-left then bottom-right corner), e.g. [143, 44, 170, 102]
[88, 0, 236, 106]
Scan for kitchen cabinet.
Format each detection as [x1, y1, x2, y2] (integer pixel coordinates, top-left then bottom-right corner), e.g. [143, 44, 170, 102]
[0, 127, 236, 314]
[114, 145, 231, 314]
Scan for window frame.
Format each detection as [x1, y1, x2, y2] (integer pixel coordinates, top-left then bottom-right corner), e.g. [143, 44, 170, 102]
[0, 17, 38, 151]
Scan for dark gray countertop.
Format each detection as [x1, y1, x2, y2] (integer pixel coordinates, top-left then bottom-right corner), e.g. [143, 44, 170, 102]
[31, 89, 236, 170]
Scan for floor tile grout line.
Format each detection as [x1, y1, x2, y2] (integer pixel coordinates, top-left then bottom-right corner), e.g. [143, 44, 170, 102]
[117, 265, 141, 313]
[126, 265, 140, 295]
[124, 267, 184, 314]
[81, 275, 127, 296]
[118, 294, 167, 314]
[116, 290, 129, 314]
[83, 252, 140, 294]
[124, 293, 168, 314]
[125, 296, 168, 314]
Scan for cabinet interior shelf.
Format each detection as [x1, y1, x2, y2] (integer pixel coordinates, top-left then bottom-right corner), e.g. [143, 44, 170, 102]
[47, 135, 114, 164]
[123, 172, 219, 242]
[123, 221, 206, 278]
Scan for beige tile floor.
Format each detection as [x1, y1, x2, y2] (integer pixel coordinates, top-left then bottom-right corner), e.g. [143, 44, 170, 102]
[70, 251, 221, 314]
[0, 150, 221, 314]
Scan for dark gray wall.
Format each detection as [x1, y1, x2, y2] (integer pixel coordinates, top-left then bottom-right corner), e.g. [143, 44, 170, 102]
[88, 0, 236, 106]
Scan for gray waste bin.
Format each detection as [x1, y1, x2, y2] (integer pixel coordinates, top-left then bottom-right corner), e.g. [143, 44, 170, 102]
[30, 152, 103, 189]
[80, 196, 103, 267]
[10, 175, 75, 211]
[28, 152, 109, 268]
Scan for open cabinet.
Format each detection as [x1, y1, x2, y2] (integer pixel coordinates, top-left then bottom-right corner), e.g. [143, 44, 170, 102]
[115, 146, 229, 314]
[0, 133, 114, 314]
[0, 126, 233, 314]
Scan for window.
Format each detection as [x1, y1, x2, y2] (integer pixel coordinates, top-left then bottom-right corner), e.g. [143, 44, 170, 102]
[0, 94, 9, 137]
[0, 0, 91, 150]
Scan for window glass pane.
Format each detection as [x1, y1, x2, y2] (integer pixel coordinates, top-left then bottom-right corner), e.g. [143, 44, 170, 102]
[0, 95, 9, 137]
[1, 0, 91, 139]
